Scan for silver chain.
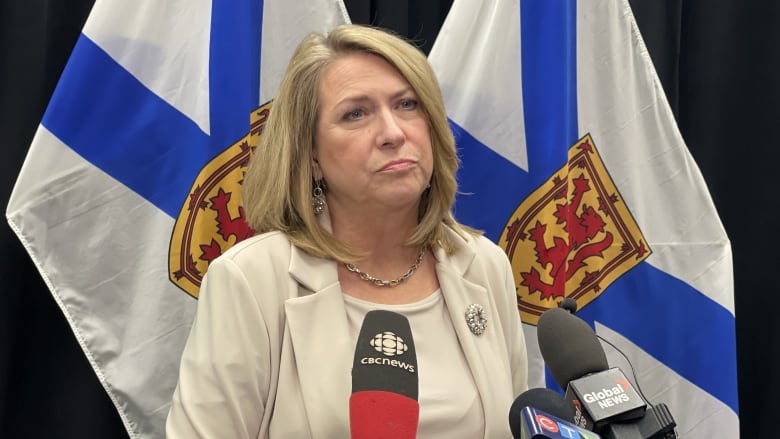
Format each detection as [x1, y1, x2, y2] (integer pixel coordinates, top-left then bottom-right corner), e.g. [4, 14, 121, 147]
[344, 247, 426, 287]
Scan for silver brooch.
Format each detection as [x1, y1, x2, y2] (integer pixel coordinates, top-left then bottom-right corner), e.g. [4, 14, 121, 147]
[465, 303, 487, 336]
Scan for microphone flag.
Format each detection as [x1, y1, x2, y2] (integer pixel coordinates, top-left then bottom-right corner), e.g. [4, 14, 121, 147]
[564, 368, 646, 431]
[520, 406, 601, 439]
[350, 310, 419, 439]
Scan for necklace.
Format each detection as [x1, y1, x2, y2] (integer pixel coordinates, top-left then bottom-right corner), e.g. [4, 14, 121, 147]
[345, 247, 426, 287]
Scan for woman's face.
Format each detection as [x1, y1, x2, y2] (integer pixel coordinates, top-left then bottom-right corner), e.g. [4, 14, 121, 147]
[314, 51, 433, 219]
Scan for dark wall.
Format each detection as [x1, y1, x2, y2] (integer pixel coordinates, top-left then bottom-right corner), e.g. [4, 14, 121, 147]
[2, 0, 776, 437]
[673, 2, 780, 433]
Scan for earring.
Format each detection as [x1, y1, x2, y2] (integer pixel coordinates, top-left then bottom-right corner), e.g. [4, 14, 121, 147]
[312, 180, 326, 215]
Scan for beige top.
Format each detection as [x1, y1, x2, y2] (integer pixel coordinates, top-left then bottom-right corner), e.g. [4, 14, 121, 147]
[344, 290, 485, 438]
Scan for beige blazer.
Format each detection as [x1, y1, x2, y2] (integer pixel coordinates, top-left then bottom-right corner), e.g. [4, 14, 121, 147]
[166, 226, 528, 438]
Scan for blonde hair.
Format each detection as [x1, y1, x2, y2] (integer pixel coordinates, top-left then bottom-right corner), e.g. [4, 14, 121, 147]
[242, 24, 476, 263]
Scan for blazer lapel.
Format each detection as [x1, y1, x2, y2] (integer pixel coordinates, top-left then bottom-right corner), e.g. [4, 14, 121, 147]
[435, 231, 509, 437]
[285, 245, 353, 438]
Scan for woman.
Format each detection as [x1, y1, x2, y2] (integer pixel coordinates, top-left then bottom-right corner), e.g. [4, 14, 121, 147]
[167, 24, 528, 438]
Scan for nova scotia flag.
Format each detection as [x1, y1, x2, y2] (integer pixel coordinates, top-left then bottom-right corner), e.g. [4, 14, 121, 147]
[6, 1, 348, 437]
[429, 0, 738, 437]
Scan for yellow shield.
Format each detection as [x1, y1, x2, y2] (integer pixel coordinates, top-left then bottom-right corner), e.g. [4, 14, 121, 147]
[168, 102, 271, 298]
[500, 134, 651, 325]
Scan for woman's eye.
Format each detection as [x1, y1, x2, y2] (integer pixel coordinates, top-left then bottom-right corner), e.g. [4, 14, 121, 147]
[399, 99, 418, 110]
[344, 109, 364, 120]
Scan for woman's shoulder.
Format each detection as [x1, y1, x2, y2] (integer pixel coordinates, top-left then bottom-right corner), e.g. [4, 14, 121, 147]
[212, 230, 292, 267]
[446, 225, 508, 262]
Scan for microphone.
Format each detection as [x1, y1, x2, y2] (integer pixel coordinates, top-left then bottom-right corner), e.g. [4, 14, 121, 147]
[537, 304, 677, 438]
[538, 307, 646, 430]
[509, 387, 601, 439]
[350, 310, 419, 439]
[537, 306, 611, 393]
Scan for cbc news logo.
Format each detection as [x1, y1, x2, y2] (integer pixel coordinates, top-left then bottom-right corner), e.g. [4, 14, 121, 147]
[370, 331, 408, 357]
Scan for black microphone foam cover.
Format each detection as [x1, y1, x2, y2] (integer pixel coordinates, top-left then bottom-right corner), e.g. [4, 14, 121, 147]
[559, 297, 578, 314]
[351, 310, 418, 399]
[350, 310, 419, 439]
[537, 308, 609, 389]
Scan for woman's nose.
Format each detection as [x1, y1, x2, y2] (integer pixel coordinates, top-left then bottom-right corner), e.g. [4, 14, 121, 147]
[375, 109, 405, 148]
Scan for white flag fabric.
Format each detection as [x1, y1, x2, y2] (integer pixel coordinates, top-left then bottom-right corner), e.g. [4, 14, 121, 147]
[429, 0, 738, 437]
[6, 1, 348, 437]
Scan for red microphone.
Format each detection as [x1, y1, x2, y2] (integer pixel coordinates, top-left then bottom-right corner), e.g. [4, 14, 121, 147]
[350, 310, 419, 439]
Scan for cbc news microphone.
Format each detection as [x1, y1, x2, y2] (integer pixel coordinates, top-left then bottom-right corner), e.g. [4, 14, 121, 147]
[537, 305, 677, 438]
[350, 310, 419, 439]
[509, 387, 600, 438]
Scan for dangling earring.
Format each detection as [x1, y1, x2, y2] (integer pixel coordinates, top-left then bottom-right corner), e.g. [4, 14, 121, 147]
[312, 179, 326, 215]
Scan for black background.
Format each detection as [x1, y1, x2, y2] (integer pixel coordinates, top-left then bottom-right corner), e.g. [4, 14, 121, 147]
[2, 0, 777, 437]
